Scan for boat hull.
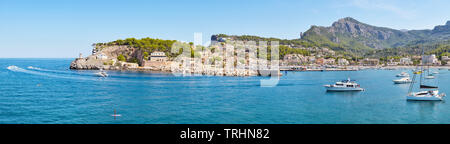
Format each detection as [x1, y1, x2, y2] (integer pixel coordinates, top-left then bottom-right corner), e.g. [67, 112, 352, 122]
[407, 91, 444, 101]
[407, 96, 443, 101]
[325, 86, 364, 91]
[393, 80, 412, 84]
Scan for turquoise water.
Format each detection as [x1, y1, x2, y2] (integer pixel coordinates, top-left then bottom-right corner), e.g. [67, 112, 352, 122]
[1, 58, 450, 124]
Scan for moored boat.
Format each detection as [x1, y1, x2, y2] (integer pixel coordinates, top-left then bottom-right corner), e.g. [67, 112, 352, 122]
[324, 78, 364, 91]
[407, 90, 445, 101]
[407, 46, 445, 101]
[396, 72, 409, 77]
[393, 77, 413, 84]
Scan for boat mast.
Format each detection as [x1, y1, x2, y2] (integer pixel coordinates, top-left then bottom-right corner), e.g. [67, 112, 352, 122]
[408, 44, 424, 94]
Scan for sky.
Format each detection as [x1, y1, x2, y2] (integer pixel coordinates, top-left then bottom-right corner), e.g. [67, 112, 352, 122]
[1, 0, 450, 58]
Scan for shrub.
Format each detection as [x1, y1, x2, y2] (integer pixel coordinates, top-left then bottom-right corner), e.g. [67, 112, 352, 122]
[117, 54, 126, 62]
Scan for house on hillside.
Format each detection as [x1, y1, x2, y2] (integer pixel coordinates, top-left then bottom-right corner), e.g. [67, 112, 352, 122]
[150, 51, 167, 62]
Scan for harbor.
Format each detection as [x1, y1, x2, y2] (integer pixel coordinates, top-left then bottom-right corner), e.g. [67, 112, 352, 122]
[3, 58, 450, 124]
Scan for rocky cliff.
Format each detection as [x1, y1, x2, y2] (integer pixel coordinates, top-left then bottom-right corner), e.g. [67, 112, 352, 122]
[301, 17, 450, 53]
[70, 45, 142, 70]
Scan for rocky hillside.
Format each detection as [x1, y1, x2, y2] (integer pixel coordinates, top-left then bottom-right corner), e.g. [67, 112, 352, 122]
[302, 17, 450, 54]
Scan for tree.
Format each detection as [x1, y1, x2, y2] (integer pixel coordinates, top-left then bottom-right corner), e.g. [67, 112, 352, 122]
[117, 54, 126, 62]
[143, 52, 149, 60]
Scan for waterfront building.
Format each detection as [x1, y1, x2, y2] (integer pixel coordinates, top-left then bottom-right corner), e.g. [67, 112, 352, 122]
[150, 51, 167, 62]
[399, 57, 413, 65]
[422, 54, 440, 65]
[386, 58, 398, 66]
[361, 58, 379, 66]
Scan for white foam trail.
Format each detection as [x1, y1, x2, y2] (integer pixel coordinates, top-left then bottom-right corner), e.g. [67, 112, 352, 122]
[7, 65, 145, 83]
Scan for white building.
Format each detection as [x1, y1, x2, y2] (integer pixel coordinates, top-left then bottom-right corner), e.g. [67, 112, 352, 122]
[442, 56, 449, 61]
[422, 55, 439, 65]
[150, 51, 167, 62]
[399, 57, 413, 65]
[337, 58, 349, 65]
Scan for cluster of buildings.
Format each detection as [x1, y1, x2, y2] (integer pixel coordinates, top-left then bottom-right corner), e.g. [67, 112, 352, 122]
[282, 53, 448, 67]
[89, 42, 449, 72]
[282, 54, 351, 66]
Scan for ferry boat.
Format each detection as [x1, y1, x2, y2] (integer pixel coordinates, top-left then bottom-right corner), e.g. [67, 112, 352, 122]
[393, 77, 413, 84]
[324, 78, 364, 91]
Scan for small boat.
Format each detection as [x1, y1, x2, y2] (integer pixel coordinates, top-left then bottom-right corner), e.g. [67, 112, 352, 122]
[94, 70, 108, 77]
[393, 77, 413, 84]
[396, 72, 409, 77]
[432, 71, 439, 74]
[324, 78, 364, 91]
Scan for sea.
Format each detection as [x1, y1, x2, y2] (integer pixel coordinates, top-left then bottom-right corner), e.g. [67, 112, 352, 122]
[1, 58, 450, 124]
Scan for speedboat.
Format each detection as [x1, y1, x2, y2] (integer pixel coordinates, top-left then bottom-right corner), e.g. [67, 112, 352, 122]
[324, 78, 364, 91]
[396, 72, 409, 77]
[95, 71, 108, 77]
[393, 77, 413, 84]
[407, 90, 445, 101]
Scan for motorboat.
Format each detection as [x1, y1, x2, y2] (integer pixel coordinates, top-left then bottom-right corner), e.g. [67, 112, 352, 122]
[393, 77, 413, 84]
[94, 70, 108, 77]
[324, 78, 364, 91]
[396, 72, 409, 77]
[407, 90, 445, 101]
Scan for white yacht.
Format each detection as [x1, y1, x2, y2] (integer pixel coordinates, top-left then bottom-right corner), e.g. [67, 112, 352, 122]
[393, 77, 413, 84]
[396, 72, 409, 77]
[324, 78, 364, 91]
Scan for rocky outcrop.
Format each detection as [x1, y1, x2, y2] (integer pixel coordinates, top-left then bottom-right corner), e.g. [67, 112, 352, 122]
[70, 45, 142, 70]
[70, 56, 105, 70]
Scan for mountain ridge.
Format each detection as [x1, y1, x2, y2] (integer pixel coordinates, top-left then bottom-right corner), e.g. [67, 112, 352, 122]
[301, 17, 450, 55]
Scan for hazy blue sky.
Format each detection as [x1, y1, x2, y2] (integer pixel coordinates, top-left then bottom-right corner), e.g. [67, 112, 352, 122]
[1, 0, 450, 58]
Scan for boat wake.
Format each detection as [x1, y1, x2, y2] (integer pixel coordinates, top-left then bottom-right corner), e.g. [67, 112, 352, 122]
[26, 66, 94, 77]
[7, 65, 149, 83]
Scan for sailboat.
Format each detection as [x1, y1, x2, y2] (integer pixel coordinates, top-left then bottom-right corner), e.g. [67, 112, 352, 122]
[407, 47, 445, 101]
